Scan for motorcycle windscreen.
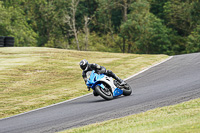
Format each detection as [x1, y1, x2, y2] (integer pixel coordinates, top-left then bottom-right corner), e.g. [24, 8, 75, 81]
[86, 71, 92, 80]
[86, 70, 96, 84]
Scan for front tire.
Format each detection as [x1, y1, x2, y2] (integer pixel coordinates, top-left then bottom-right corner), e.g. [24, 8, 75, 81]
[95, 84, 113, 100]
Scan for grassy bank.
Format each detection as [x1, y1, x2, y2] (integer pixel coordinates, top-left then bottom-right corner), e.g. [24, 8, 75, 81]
[0, 47, 168, 118]
[62, 98, 200, 133]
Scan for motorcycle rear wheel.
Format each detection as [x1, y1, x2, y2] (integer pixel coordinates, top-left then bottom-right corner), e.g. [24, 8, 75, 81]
[122, 83, 132, 96]
[95, 84, 113, 100]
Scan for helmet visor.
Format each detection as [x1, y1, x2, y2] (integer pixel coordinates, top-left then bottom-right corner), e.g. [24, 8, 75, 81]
[80, 64, 87, 70]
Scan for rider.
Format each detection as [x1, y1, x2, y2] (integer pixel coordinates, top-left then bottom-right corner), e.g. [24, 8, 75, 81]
[79, 59, 126, 95]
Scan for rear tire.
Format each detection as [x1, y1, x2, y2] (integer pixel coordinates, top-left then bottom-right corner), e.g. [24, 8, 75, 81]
[123, 83, 132, 96]
[95, 84, 113, 100]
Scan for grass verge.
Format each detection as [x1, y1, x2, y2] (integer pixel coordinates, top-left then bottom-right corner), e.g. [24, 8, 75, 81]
[0, 47, 168, 118]
[61, 98, 200, 133]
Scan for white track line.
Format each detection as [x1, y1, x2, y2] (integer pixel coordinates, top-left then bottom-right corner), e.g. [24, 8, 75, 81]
[125, 56, 173, 80]
[0, 93, 92, 121]
[0, 56, 173, 121]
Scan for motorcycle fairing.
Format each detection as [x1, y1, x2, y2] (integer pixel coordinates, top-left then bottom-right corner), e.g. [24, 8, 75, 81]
[86, 70, 105, 88]
[113, 88, 123, 97]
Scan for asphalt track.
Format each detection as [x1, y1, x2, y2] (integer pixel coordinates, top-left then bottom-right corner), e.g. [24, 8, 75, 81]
[1, 53, 200, 133]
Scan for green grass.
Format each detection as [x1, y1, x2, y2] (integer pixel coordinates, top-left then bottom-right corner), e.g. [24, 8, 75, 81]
[61, 98, 200, 133]
[0, 47, 168, 118]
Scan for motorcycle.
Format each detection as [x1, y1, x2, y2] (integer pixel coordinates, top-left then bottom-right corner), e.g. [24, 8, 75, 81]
[86, 70, 132, 100]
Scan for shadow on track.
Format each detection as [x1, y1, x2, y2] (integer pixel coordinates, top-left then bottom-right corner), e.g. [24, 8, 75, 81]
[69, 95, 132, 105]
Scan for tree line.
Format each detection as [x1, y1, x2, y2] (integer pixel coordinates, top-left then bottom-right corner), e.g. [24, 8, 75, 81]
[0, 0, 200, 55]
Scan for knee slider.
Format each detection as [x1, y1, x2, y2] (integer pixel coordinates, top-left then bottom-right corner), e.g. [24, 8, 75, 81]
[107, 70, 112, 75]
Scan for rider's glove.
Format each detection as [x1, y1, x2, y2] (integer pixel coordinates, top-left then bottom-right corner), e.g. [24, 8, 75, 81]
[84, 78, 87, 84]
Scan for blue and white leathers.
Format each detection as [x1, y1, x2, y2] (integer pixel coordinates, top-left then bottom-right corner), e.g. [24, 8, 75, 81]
[86, 70, 123, 97]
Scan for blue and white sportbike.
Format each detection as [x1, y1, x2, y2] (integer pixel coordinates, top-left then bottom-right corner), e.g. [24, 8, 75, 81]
[86, 70, 132, 100]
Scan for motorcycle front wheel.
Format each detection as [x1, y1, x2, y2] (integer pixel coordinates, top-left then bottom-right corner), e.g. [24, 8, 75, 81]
[95, 84, 113, 100]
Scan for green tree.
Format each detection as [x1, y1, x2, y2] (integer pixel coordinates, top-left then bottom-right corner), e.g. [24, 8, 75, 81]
[95, 0, 134, 53]
[148, 0, 169, 20]
[0, 1, 38, 46]
[120, 0, 171, 54]
[136, 14, 171, 54]
[163, 0, 200, 36]
[186, 25, 200, 53]
[30, 0, 68, 47]
[120, 0, 149, 53]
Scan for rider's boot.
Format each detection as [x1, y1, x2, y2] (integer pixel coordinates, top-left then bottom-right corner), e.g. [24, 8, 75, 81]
[115, 76, 126, 86]
[106, 70, 126, 86]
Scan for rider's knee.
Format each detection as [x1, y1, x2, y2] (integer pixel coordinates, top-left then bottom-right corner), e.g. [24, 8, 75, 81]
[107, 70, 112, 75]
